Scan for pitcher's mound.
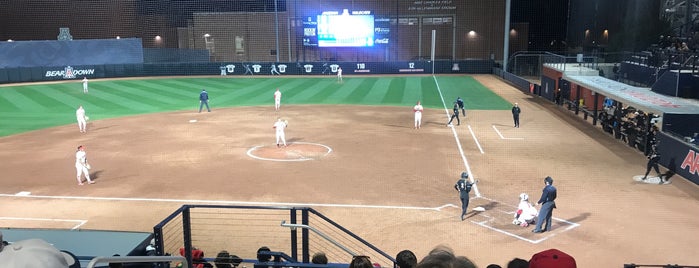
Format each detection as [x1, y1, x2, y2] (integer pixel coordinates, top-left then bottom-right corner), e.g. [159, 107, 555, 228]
[633, 175, 671, 185]
[247, 142, 332, 161]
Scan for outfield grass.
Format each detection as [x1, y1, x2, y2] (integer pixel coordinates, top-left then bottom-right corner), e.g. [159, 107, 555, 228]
[0, 75, 511, 137]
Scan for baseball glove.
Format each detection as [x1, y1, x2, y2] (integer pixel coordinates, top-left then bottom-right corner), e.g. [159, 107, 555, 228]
[85, 163, 91, 170]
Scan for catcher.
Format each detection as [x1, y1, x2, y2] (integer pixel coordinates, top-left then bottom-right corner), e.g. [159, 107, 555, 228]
[513, 193, 537, 227]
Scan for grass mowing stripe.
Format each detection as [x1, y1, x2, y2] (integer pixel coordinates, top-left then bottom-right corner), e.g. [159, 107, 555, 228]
[345, 77, 378, 104]
[1, 88, 50, 112]
[83, 89, 156, 112]
[290, 78, 339, 103]
[282, 78, 329, 104]
[28, 85, 103, 113]
[314, 78, 361, 103]
[382, 77, 407, 105]
[360, 77, 391, 105]
[0, 91, 23, 111]
[401, 77, 424, 105]
[140, 79, 204, 101]
[97, 83, 181, 109]
[111, 81, 188, 105]
[421, 76, 443, 108]
[435, 76, 511, 110]
[218, 80, 282, 106]
[96, 88, 162, 111]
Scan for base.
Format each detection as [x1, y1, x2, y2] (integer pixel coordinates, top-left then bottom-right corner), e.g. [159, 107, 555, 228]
[473, 206, 485, 212]
[633, 175, 671, 185]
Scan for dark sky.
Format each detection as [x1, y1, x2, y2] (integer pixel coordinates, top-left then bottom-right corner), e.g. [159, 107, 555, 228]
[511, 0, 569, 51]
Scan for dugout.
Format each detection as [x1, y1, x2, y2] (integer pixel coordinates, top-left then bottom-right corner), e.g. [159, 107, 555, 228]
[541, 63, 699, 185]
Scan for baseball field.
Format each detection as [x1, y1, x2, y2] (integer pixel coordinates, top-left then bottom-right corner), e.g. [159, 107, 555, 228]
[1, 74, 698, 267]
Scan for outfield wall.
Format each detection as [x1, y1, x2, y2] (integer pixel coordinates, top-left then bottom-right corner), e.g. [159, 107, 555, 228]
[0, 60, 493, 84]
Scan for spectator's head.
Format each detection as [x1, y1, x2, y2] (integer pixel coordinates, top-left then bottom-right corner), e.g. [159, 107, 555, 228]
[486, 264, 502, 268]
[257, 246, 272, 262]
[0, 238, 77, 268]
[506, 258, 528, 268]
[350, 256, 373, 268]
[311, 252, 328, 265]
[416, 245, 476, 268]
[528, 249, 576, 268]
[395, 250, 417, 268]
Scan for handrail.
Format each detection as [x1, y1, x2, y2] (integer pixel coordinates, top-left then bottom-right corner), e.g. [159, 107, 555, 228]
[87, 255, 187, 268]
[280, 220, 357, 256]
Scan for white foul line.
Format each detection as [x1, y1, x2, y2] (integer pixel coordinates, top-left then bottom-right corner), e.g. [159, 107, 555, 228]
[432, 75, 480, 197]
[0, 192, 452, 212]
[0, 216, 87, 230]
[492, 125, 524, 140]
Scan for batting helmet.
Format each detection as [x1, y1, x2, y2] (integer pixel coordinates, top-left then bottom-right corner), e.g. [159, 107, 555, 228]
[461, 172, 469, 179]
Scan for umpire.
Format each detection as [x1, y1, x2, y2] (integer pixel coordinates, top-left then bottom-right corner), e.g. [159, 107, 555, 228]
[532, 176, 557, 233]
[454, 172, 477, 221]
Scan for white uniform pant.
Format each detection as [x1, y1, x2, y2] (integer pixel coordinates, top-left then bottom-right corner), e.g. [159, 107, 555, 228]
[414, 113, 422, 127]
[76, 163, 91, 183]
[83, 84, 88, 93]
[276, 131, 286, 146]
[275, 99, 281, 110]
[77, 119, 87, 132]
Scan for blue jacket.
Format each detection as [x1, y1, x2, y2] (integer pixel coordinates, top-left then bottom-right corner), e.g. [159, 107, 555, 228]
[199, 90, 209, 101]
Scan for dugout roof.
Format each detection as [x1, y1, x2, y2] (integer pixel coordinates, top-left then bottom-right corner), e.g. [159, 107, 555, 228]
[562, 74, 699, 115]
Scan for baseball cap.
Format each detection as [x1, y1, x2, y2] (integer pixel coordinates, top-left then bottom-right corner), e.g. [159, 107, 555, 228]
[0, 239, 76, 268]
[529, 249, 576, 268]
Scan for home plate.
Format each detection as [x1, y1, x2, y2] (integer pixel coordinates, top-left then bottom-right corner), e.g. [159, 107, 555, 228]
[632, 175, 670, 185]
[473, 206, 485, 212]
[189, 119, 197, 123]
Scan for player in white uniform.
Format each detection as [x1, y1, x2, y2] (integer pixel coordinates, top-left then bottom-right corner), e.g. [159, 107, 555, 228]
[274, 88, 282, 111]
[513, 193, 538, 226]
[273, 118, 288, 147]
[82, 77, 89, 93]
[76, 105, 87, 133]
[337, 67, 343, 83]
[75, 145, 94, 185]
[413, 101, 424, 129]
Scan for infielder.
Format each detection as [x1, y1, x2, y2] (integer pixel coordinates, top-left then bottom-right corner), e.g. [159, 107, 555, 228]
[454, 172, 478, 221]
[273, 118, 288, 147]
[274, 88, 282, 111]
[75, 145, 94, 185]
[82, 77, 89, 93]
[76, 105, 88, 133]
[413, 101, 423, 129]
[337, 67, 343, 83]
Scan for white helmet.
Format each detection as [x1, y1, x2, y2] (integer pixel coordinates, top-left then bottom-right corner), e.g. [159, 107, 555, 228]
[519, 193, 529, 201]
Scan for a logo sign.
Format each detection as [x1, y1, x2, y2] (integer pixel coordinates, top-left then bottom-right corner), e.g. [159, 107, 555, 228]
[681, 149, 699, 175]
[45, 66, 95, 79]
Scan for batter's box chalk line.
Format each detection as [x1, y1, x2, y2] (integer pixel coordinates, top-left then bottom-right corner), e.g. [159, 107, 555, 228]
[456, 196, 581, 243]
[632, 175, 671, 185]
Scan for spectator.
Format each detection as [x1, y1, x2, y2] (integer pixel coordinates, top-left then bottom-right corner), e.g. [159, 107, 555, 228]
[254, 246, 274, 268]
[486, 265, 502, 268]
[416, 245, 476, 268]
[0, 238, 78, 268]
[312, 252, 328, 265]
[506, 258, 528, 268]
[395, 250, 417, 268]
[528, 249, 576, 268]
[350, 256, 373, 268]
[215, 250, 242, 268]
